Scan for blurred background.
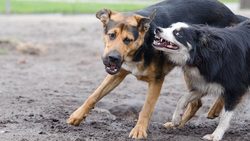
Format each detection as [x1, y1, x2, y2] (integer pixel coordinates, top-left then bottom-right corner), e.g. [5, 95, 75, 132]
[1, 0, 249, 14]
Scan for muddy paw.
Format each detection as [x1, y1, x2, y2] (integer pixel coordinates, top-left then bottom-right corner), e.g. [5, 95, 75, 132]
[202, 134, 221, 141]
[67, 115, 84, 126]
[129, 125, 147, 139]
[163, 122, 177, 128]
[207, 113, 219, 119]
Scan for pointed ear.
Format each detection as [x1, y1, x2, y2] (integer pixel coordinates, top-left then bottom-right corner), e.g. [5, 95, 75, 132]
[96, 9, 113, 24]
[195, 29, 208, 47]
[135, 9, 157, 32]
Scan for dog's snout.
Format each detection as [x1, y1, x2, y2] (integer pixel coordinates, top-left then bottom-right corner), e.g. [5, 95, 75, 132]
[108, 55, 120, 62]
[155, 27, 163, 34]
[107, 51, 121, 63]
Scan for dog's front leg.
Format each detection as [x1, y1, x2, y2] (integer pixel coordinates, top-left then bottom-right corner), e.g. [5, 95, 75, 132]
[207, 96, 224, 119]
[171, 91, 204, 127]
[129, 78, 164, 139]
[67, 69, 129, 126]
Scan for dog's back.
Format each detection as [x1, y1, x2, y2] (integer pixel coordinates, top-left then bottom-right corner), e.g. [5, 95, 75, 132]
[136, 0, 239, 28]
[192, 20, 250, 85]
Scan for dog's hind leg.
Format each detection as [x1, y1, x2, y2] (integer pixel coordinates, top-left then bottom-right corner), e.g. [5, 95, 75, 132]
[129, 78, 164, 139]
[67, 69, 129, 126]
[203, 109, 234, 141]
[207, 96, 224, 119]
[203, 91, 245, 141]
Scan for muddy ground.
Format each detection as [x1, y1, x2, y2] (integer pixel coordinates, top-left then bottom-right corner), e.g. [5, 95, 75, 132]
[0, 12, 250, 141]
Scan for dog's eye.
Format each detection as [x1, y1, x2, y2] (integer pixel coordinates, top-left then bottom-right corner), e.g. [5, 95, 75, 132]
[174, 30, 182, 38]
[123, 37, 133, 45]
[108, 33, 116, 40]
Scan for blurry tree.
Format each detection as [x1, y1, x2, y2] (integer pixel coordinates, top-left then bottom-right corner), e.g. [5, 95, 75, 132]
[240, 0, 250, 9]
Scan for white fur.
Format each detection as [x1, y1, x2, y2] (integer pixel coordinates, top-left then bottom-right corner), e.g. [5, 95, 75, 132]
[203, 110, 234, 141]
[184, 66, 224, 95]
[156, 22, 191, 66]
[171, 66, 224, 126]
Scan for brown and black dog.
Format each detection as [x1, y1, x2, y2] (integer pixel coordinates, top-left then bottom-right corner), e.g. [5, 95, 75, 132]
[67, 0, 246, 139]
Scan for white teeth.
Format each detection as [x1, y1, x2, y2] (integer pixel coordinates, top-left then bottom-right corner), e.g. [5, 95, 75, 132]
[160, 38, 163, 42]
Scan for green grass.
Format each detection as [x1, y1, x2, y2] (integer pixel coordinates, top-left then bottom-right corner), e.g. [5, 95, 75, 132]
[0, 1, 148, 14]
[219, 0, 239, 2]
[0, 0, 240, 14]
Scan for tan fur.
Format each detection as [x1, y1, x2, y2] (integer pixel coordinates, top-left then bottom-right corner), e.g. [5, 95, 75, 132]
[129, 78, 164, 139]
[207, 96, 224, 119]
[67, 69, 129, 125]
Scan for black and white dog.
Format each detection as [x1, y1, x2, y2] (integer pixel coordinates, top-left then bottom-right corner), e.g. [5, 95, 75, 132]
[152, 20, 250, 140]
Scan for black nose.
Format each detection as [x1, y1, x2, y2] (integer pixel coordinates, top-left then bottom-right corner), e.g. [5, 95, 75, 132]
[155, 27, 163, 34]
[108, 51, 121, 63]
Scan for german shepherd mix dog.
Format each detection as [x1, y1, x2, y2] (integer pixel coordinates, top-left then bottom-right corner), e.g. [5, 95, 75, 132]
[153, 20, 250, 140]
[67, 0, 247, 139]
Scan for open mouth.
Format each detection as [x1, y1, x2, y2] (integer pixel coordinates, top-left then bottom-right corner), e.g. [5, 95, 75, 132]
[105, 63, 121, 75]
[152, 35, 179, 50]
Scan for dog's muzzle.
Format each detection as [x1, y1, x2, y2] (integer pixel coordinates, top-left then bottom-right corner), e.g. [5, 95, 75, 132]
[102, 51, 122, 75]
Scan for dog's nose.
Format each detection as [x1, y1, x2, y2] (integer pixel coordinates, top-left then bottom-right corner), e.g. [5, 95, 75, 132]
[108, 55, 119, 62]
[108, 51, 121, 63]
[155, 27, 163, 34]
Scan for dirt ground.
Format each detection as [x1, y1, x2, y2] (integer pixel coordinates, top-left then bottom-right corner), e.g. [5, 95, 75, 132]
[0, 12, 250, 141]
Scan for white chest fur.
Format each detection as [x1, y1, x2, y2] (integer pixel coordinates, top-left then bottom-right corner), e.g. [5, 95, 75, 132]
[184, 66, 224, 95]
[122, 61, 148, 76]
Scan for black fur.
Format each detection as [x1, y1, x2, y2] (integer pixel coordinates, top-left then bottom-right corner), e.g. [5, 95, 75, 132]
[180, 20, 250, 111]
[133, 0, 247, 69]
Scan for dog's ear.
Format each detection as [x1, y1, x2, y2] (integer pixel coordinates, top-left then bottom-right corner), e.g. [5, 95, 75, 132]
[136, 9, 157, 32]
[195, 29, 208, 47]
[96, 9, 114, 24]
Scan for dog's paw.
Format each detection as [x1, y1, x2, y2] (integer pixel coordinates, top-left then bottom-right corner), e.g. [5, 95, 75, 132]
[207, 112, 219, 119]
[163, 122, 176, 128]
[202, 134, 222, 141]
[129, 125, 147, 139]
[172, 115, 182, 126]
[67, 114, 85, 126]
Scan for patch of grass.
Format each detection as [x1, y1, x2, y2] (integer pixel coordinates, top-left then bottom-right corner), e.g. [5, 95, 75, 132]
[0, 0, 240, 14]
[0, 1, 149, 14]
[219, 0, 239, 3]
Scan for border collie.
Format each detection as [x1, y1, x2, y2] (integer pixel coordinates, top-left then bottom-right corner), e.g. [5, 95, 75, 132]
[152, 20, 250, 140]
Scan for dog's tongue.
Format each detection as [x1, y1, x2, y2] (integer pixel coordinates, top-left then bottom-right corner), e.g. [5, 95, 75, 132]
[110, 63, 116, 69]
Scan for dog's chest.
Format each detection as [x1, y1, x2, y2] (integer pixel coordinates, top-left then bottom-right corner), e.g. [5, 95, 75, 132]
[122, 61, 147, 76]
[184, 66, 224, 95]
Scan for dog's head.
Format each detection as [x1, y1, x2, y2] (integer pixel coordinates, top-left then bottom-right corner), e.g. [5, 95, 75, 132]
[96, 9, 156, 75]
[152, 22, 209, 66]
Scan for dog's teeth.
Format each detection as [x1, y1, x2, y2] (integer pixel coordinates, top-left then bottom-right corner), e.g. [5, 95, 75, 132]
[160, 38, 163, 42]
